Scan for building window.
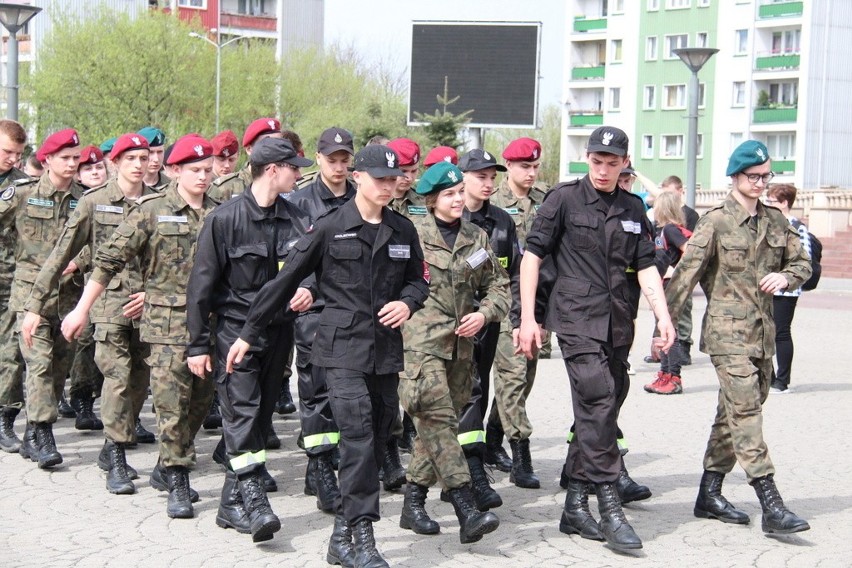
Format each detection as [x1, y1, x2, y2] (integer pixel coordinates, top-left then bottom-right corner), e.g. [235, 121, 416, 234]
[698, 0, 710, 6]
[696, 32, 708, 48]
[643, 85, 656, 109]
[730, 132, 744, 153]
[766, 134, 796, 159]
[732, 81, 746, 106]
[178, 0, 206, 7]
[611, 39, 623, 63]
[665, 34, 688, 59]
[642, 135, 654, 159]
[662, 135, 685, 158]
[609, 0, 625, 13]
[667, 0, 690, 9]
[663, 84, 687, 109]
[772, 29, 801, 54]
[645, 36, 658, 60]
[698, 83, 706, 108]
[769, 81, 798, 106]
[239, 0, 269, 15]
[734, 29, 748, 55]
[647, 0, 660, 10]
[697, 134, 704, 158]
[610, 88, 621, 111]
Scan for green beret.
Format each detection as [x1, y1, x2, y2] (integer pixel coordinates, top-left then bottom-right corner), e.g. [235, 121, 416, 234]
[137, 126, 166, 147]
[99, 136, 118, 153]
[726, 140, 770, 176]
[414, 161, 464, 196]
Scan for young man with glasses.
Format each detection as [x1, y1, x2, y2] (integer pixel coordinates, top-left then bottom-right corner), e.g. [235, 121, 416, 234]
[665, 140, 812, 536]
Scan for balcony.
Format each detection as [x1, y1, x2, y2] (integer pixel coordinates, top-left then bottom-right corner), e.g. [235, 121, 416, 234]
[568, 161, 590, 174]
[221, 11, 277, 33]
[753, 106, 798, 123]
[772, 160, 796, 174]
[571, 65, 605, 80]
[573, 16, 607, 33]
[569, 112, 604, 127]
[758, 1, 803, 19]
[755, 53, 800, 70]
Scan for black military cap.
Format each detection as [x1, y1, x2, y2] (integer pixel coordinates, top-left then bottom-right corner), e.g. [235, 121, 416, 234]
[587, 126, 629, 156]
[250, 138, 313, 167]
[458, 148, 507, 173]
[317, 127, 354, 156]
[350, 144, 402, 178]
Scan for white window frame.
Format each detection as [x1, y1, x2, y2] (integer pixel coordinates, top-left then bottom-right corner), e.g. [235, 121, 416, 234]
[697, 134, 704, 158]
[178, 0, 207, 8]
[611, 39, 623, 63]
[730, 133, 744, 153]
[665, 34, 689, 59]
[732, 81, 746, 107]
[662, 84, 687, 109]
[734, 29, 748, 55]
[698, 82, 706, 108]
[609, 0, 625, 14]
[642, 135, 655, 159]
[766, 133, 796, 159]
[643, 85, 657, 110]
[696, 32, 708, 48]
[698, 0, 710, 7]
[645, 36, 658, 60]
[667, 0, 690, 9]
[609, 87, 622, 111]
[662, 134, 685, 158]
[647, 0, 660, 10]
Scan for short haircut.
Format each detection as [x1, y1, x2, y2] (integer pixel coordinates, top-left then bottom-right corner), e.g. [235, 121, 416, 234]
[27, 154, 43, 169]
[0, 119, 27, 144]
[768, 183, 797, 207]
[661, 175, 683, 189]
[366, 135, 389, 146]
[281, 130, 303, 155]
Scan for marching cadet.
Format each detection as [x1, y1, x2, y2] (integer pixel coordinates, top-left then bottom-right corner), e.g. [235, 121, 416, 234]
[211, 130, 239, 180]
[186, 138, 313, 542]
[387, 137, 425, 218]
[287, 126, 356, 512]
[22, 133, 156, 496]
[137, 127, 170, 191]
[666, 140, 811, 535]
[398, 161, 509, 544]
[0, 119, 30, 453]
[227, 144, 428, 568]
[0, 129, 85, 469]
[61, 134, 219, 519]
[208, 117, 283, 203]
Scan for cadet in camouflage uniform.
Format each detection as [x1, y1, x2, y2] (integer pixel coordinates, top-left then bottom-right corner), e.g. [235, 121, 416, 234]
[208, 118, 282, 203]
[2, 129, 85, 469]
[398, 162, 509, 544]
[666, 140, 812, 535]
[211, 130, 239, 179]
[62, 134, 218, 520]
[485, 137, 547, 485]
[0, 119, 30, 453]
[138, 127, 170, 192]
[387, 138, 426, 219]
[23, 134, 156, 495]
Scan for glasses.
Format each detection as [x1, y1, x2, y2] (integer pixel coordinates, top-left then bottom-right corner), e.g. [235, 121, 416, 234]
[742, 172, 775, 184]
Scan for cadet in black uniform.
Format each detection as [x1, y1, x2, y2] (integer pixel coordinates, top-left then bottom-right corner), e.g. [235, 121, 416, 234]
[227, 144, 428, 568]
[518, 127, 674, 552]
[187, 138, 313, 542]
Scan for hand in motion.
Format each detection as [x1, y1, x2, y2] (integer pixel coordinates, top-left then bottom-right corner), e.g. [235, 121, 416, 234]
[226, 338, 251, 374]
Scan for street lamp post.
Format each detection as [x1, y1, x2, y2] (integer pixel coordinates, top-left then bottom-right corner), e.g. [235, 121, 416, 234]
[673, 47, 718, 209]
[189, 29, 247, 133]
[0, 2, 42, 121]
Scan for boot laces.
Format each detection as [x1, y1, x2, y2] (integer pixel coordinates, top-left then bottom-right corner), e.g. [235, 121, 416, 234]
[318, 454, 339, 491]
[758, 477, 786, 510]
[36, 424, 56, 450]
[79, 396, 95, 416]
[599, 484, 628, 522]
[111, 444, 130, 478]
[354, 520, 379, 556]
[172, 470, 191, 502]
[241, 476, 269, 511]
[470, 459, 495, 494]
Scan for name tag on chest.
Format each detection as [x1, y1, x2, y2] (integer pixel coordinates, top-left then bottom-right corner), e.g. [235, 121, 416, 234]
[503, 207, 520, 215]
[334, 232, 357, 240]
[69, 200, 78, 210]
[27, 198, 53, 207]
[158, 215, 187, 223]
[407, 206, 427, 216]
[97, 204, 124, 214]
[388, 245, 410, 259]
[466, 248, 488, 269]
[621, 220, 641, 234]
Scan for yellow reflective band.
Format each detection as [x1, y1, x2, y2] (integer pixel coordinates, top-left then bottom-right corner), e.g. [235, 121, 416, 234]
[229, 449, 267, 471]
[566, 431, 575, 443]
[457, 430, 485, 446]
[498, 256, 509, 268]
[303, 432, 341, 449]
[617, 437, 628, 451]
[278, 261, 284, 270]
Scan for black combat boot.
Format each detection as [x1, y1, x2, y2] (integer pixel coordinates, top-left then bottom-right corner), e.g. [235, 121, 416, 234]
[399, 414, 416, 454]
[399, 482, 440, 535]
[448, 484, 500, 544]
[134, 418, 155, 443]
[57, 394, 76, 418]
[105, 441, 135, 495]
[74, 390, 103, 431]
[165, 466, 194, 519]
[615, 462, 652, 504]
[19, 422, 38, 462]
[151, 461, 199, 502]
[352, 519, 389, 568]
[275, 379, 297, 415]
[203, 392, 223, 430]
[34, 422, 62, 469]
[484, 421, 512, 473]
[98, 440, 139, 479]
[266, 421, 282, 450]
[259, 463, 278, 492]
[382, 437, 406, 491]
[216, 470, 251, 534]
[509, 438, 540, 489]
[751, 475, 810, 534]
[238, 470, 281, 542]
[467, 455, 503, 511]
[0, 407, 21, 453]
[326, 514, 356, 567]
[559, 478, 604, 540]
[694, 470, 750, 524]
[306, 451, 340, 512]
[595, 482, 642, 551]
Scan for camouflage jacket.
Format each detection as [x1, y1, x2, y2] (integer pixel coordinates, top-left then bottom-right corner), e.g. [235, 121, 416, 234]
[489, 179, 548, 247]
[404, 215, 510, 363]
[389, 190, 427, 219]
[0, 168, 31, 292]
[207, 165, 251, 203]
[0, 174, 86, 316]
[666, 193, 811, 358]
[89, 182, 216, 345]
[25, 179, 156, 325]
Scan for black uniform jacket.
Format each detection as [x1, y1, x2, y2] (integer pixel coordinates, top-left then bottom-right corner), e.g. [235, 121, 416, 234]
[525, 176, 655, 349]
[239, 199, 430, 375]
[186, 188, 314, 357]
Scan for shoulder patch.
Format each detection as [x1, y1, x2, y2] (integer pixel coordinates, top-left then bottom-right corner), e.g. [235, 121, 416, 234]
[82, 182, 109, 196]
[13, 177, 35, 186]
[0, 186, 14, 200]
[138, 193, 165, 205]
[212, 172, 239, 187]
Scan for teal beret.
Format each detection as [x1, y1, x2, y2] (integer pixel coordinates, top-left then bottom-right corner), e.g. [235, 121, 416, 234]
[726, 140, 770, 176]
[99, 136, 118, 153]
[414, 161, 464, 196]
[137, 126, 166, 147]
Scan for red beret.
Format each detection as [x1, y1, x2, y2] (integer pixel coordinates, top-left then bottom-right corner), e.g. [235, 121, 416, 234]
[387, 138, 421, 167]
[211, 130, 239, 158]
[109, 133, 150, 161]
[242, 117, 280, 148]
[423, 146, 458, 167]
[78, 145, 104, 167]
[166, 134, 213, 165]
[502, 137, 542, 162]
[36, 129, 80, 162]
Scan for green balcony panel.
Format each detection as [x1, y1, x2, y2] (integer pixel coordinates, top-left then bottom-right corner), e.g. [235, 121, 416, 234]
[571, 65, 605, 80]
[570, 114, 604, 127]
[753, 107, 798, 123]
[772, 160, 795, 173]
[758, 1, 803, 18]
[574, 17, 607, 32]
[569, 161, 589, 174]
[755, 54, 800, 69]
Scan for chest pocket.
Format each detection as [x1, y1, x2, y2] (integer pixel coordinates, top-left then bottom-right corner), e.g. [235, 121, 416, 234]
[328, 240, 362, 283]
[157, 222, 191, 263]
[229, 242, 269, 290]
[569, 213, 599, 252]
[22, 204, 54, 239]
[94, 211, 124, 244]
[720, 236, 749, 273]
[764, 230, 786, 269]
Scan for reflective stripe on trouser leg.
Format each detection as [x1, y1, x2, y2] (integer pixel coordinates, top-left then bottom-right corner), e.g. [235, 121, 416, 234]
[230, 450, 267, 475]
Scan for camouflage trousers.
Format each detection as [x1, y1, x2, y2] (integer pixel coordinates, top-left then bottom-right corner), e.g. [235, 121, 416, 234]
[705, 355, 775, 482]
[0, 291, 24, 409]
[146, 343, 215, 468]
[18, 312, 76, 424]
[94, 323, 150, 444]
[69, 323, 104, 399]
[399, 352, 472, 489]
[491, 319, 538, 441]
